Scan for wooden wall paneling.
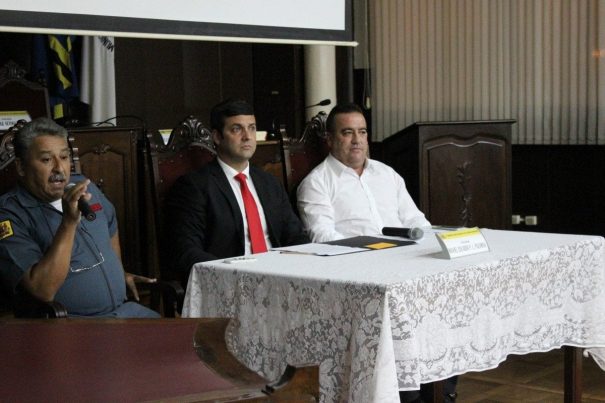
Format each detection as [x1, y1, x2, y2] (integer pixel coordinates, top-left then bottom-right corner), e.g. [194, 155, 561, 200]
[217, 42, 254, 102]
[252, 44, 305, 139]
[115, 38, 255, 132]
[115, 38, 186, 130]
[512, 145, 605, 236]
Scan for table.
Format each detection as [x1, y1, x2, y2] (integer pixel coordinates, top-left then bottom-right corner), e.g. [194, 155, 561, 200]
[0, 318, 302, 402]
[182, 229, 605, 403]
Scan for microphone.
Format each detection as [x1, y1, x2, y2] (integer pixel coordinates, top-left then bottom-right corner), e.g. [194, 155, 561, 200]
[305, 99, 331, 109]
[382, 227, 424, 240]
[64, 183, 96, 221]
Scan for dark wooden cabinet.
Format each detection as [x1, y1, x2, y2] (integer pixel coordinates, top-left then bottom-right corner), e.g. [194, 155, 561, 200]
[69, 127, 145, 275]
[382, 120, 515, 229]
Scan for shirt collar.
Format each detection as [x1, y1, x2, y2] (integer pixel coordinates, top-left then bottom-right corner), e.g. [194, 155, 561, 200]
[13, 183, 48, 208]
[217, 156, 250, 179]
[326, 153, 373, 176]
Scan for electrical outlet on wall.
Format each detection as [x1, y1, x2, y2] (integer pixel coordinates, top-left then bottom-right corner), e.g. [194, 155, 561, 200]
[512, 215, 538, 225]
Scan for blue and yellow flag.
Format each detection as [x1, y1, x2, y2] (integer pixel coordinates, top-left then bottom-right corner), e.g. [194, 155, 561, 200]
[32, 34, 80, 121]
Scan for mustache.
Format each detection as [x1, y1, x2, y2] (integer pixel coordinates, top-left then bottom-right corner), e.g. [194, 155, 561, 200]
[49, 173, 67, 182]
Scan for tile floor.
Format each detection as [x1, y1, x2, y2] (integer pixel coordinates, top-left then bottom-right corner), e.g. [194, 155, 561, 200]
[456, 349, 605, 402]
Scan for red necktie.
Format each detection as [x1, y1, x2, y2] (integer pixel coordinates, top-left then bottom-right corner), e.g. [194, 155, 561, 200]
[234, 173, 268, 253]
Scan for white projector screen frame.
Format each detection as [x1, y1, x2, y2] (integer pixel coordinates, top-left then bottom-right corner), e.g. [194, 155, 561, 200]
[0, 0, 355, 46]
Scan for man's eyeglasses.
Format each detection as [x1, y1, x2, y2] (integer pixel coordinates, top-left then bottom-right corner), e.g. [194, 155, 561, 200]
[70, 252, 105, 273]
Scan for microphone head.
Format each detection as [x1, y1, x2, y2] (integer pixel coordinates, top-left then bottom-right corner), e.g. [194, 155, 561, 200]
[407, 227, 424, 240]
[305, 99, 331, 108]
[381, 226, 424, 240]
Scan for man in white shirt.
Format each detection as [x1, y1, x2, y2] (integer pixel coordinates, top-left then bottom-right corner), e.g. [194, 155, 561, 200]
[297, 103, 430, 243]
[296, 103, 457, 403]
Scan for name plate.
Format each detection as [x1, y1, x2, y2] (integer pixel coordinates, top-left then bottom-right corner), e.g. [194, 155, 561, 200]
[436, 227, 489, 259]
[0, 111, 31, 129]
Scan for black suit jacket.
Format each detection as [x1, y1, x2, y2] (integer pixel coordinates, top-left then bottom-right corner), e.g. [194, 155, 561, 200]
[164, 159, 309, 279]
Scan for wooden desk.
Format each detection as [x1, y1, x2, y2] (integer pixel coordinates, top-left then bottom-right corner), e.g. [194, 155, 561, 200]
[0, 318, 319, 402]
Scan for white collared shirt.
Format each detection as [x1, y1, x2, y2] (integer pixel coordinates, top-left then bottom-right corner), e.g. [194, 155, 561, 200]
[217, 157, 272, 254]
[297, 154, 430, 242]
[50, 199, 63, 212]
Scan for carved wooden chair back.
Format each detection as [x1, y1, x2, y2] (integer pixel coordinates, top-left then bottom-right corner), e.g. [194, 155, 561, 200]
[0, 60, 51, 121]
[284, 111, 330, 202]
[144, 116, 216, 282]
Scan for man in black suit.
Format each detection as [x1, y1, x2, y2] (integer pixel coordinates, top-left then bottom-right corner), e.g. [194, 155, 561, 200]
[164, 99, 309, 281]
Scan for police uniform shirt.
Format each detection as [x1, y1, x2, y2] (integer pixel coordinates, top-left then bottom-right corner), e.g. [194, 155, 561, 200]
[0, 175, 127, 316]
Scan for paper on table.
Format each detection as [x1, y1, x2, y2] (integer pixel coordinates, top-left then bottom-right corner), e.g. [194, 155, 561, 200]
[272, 243, 368, 256]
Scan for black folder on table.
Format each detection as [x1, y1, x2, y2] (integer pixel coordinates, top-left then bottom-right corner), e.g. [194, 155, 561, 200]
[323, 236, 415, 250]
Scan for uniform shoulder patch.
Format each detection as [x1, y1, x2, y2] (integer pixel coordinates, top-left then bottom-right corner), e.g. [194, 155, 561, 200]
[0, 220, 14, 240]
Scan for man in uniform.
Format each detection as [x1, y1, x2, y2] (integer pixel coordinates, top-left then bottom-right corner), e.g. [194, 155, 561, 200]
[0, 117, 158, 317]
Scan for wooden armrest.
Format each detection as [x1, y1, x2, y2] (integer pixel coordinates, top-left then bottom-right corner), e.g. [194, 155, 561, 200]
[135, 280, 185, 317]
[264, 364, 320, 402]
[193, 318, 319, 402]
[12, 286, 68, 318]
[194, 318, 266, 386]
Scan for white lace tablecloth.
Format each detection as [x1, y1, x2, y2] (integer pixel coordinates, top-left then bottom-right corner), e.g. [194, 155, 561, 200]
[182, 229, 605, 403]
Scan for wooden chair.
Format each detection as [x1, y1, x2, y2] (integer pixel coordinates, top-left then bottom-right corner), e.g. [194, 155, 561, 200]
[143, 115, 216, 312]
[9, 284, 68, 318]
[0, 120, 20, 196]
[283, 111, 330, 203]
[67, 126, 145, 278]
[0, 60, 51, 122]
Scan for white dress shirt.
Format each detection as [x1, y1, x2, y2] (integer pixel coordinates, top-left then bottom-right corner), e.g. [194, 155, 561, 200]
[297, 154, 430, 242]
[217, 157, 272, 254]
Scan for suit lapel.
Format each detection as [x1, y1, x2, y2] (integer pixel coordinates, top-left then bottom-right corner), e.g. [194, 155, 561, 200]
[209, 160, 244, 226]
[249, 168, 270, 208]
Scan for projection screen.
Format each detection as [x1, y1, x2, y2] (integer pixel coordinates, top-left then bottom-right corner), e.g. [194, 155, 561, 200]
[0, 0, 355, 45]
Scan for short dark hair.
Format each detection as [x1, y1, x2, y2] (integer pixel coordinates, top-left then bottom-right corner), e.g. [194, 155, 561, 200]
[210, 99, 255, 133]
[326, 103, 364, 134]
[13, 117, 68, 160]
